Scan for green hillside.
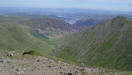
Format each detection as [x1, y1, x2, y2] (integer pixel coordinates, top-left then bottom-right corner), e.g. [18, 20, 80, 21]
[0, 15, 77, 40]
[0, 15, 78, 56]
[0, 22, 54, 54]
[56, 16, 132, 71]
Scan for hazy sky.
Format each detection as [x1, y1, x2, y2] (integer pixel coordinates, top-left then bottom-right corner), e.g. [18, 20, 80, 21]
[0, 0, 132, 11]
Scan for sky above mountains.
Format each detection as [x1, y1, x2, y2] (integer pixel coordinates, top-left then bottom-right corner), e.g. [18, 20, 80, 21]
[0, 0, 132, 11]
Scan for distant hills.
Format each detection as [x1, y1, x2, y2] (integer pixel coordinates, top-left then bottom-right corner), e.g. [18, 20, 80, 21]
[73, 14, 113, 26]
[20, 16, 77, 40]
[20, 16, 76, 32]
[73, 14, 132, 26]
[74, 18, 104, 26]
[1, 7, 132, 25]
[0, 7, 132, 15]
[0, 15, 77, 39]
[56, 16, 132, 71]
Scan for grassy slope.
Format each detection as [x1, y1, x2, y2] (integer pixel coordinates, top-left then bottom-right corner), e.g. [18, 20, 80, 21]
[0, 15, 75, 55]
[56, 16, 132, 71]
[0, 15, 78, 57]
[0, 22, 54, 55]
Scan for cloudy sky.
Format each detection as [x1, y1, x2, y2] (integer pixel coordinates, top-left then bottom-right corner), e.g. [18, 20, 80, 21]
[0, 0, 132, 11]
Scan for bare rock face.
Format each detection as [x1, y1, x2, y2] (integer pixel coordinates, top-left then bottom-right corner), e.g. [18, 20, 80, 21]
[67, 73, 73, 75]
[7, 51, 16, 57]
[0, 51, 122, 75]
[0, 57, 7, 63]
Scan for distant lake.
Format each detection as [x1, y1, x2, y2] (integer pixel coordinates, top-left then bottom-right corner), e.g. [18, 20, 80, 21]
[66, 18, 80, 24]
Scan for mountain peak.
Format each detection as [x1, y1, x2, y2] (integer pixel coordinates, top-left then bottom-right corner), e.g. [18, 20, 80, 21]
[109, 16, 131, 27]
[56, 15, 132, 71]
[115, 16, 126, 19]
[112, 16, 129, 23]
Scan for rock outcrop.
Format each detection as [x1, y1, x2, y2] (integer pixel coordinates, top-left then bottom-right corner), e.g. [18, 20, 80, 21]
[0, 51, 122, 75]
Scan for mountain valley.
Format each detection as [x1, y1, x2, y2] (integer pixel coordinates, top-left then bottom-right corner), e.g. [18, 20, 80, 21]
[0, 10, 132, 75]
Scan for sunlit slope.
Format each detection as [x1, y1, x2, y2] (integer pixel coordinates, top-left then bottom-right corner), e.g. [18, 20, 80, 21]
[56, 16, 132, 71]
[0, 22, 54, 54]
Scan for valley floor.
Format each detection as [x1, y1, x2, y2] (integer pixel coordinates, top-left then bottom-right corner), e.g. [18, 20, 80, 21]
[0, 51, 126, 75]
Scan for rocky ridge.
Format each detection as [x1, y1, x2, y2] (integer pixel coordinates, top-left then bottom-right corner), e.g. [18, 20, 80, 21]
[0, 51, 122, 75]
